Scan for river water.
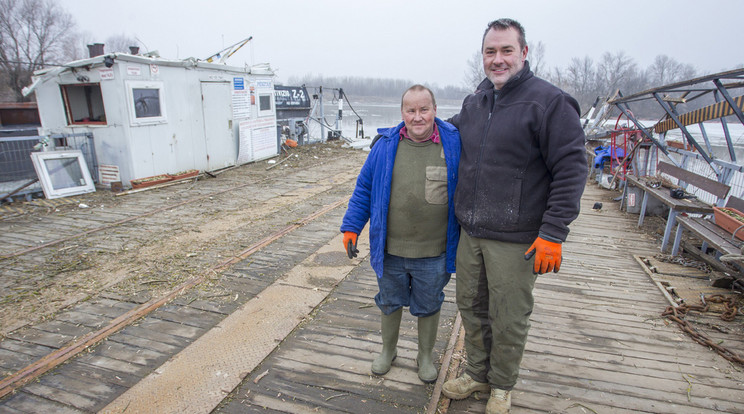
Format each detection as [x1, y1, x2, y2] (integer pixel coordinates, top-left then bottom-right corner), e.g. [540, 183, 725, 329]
[307, 100, 744, 163]
[305, 99, 463, 144]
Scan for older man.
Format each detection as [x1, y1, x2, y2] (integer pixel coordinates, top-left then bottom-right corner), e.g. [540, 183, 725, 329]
[442, 19, 587, 413]
[341, 85, 460, 383]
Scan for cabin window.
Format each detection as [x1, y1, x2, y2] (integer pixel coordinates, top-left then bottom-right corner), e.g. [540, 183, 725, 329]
[30, 150, 96, 199]
[126, 81, 167, 125]
[61, 84, 107, 125]
[258, 93, 273, 117]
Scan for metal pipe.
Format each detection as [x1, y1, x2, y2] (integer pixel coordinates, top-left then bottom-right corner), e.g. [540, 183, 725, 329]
[319, 86, 325, 142]
[613, 93, 671, 161]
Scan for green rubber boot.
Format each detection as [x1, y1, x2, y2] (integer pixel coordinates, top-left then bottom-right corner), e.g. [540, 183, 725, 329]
[371, 308, 402, 375]
[417, 311, 440, 383]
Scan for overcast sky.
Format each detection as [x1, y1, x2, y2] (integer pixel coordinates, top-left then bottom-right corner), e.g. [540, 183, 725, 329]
[58, 0, 742, 88]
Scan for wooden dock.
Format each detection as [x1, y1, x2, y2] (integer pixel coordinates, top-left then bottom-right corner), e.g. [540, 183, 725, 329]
[1, 144, 743, 413]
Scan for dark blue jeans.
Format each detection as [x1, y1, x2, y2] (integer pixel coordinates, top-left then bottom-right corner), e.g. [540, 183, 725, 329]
[375, 252, 451, 317]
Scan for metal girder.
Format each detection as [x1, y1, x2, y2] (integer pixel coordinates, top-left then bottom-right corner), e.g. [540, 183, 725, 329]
[596, 68, 744, 179]
[608, 68, 744, 105]
[652, 92, 718, 173]
[714, 90, 737, 161]
[714, 79, 744, 126]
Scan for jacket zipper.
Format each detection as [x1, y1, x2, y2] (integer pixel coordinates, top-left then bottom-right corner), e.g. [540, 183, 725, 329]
[470, 107, 494, 228]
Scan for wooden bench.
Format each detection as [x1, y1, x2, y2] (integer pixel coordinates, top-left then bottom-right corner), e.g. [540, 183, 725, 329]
[624, 161, 730, 252]
[672, 196, 744, 258]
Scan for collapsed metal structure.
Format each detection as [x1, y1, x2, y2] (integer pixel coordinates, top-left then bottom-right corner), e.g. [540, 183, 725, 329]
[585, 68, 744, 197]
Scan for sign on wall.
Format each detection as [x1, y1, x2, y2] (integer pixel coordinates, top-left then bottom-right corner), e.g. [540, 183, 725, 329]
[99, 68, 114, 80]
[237, 117, 277, 164]
[274, 86, 310, 109]
[232, 76, 250, 119]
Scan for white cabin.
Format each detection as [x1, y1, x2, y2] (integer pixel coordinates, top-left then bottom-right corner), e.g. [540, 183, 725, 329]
[25, 51, 278, 187]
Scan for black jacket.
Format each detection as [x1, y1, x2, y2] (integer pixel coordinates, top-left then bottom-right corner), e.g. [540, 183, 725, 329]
[450, 62, 586, 243]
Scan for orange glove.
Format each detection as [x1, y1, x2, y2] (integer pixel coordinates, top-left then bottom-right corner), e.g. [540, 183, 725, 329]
[524, 236, 562, 274]
[343, 231, 359, 259]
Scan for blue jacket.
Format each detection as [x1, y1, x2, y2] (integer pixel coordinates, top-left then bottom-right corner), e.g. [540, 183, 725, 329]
[341, 117, 461, 278]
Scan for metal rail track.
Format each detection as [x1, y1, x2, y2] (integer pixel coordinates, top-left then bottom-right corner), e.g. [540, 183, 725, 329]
[0, 197, 348, 399]
[0, 150, 368, 411]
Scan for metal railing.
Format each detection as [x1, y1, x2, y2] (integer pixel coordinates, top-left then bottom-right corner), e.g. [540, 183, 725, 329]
[0, 136, 39, 183]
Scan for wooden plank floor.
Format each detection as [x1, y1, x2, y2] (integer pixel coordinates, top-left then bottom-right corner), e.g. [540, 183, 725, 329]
[1, 167, 743, 413]
[214, 260, 459, 413]
[216, 183, 744, 414]
[446, 184, 744, 413]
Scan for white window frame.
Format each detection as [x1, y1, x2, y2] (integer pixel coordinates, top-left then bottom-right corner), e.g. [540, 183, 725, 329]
[257, 91, 274, 117]
[126, 80, 167, 126]
[30, 150, 96, 199]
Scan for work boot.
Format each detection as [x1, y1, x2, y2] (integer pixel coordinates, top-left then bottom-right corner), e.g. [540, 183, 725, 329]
[486, 387, 511, 414]
[371, 308, 402, 375]
[442, 373, 490, 399]
[416, 311, 440, 383]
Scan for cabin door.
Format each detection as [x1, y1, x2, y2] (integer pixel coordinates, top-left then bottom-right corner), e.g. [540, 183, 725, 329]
[200, 81, 235, 170]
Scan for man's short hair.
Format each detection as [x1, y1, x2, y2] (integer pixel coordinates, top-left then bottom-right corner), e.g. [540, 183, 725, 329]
[401, 84, 436, 108]
[482, 18, 526, 51]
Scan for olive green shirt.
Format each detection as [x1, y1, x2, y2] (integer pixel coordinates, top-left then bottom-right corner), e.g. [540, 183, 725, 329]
[386, 139, 448, 258]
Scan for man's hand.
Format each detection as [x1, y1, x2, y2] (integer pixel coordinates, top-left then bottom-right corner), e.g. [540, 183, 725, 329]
[524, 237, 562, 274]
[343, 231, 359, 259]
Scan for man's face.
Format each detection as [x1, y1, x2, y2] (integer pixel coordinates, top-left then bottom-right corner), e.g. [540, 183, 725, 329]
[401, 89, 436, 142]
[482, 27, 527, 90]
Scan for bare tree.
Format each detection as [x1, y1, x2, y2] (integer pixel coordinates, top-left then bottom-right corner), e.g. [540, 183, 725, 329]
[62, 33, 88, 61]
[646, 54, 698, 85]
[563, 56, 598, 111]
[679, 63, 697, 81]
[596, 51, 638, 93]
[527, 41, 546, 77]
[105, 33, 140, 53]
[546, 67, 565, 90]
[0, 0, 77, 101]
[284, 74, 467, 101]
[463, 50, 484, 92]
[0, 71, 11, 101]
[647, 55, 680, 85]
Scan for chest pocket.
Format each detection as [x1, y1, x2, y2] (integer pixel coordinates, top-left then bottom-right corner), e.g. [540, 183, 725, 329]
[425, 166, 448, 205]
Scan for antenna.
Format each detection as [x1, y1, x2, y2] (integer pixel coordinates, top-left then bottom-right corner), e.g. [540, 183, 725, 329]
[205, 36, 253, 64]
[135, 36, 150, 54]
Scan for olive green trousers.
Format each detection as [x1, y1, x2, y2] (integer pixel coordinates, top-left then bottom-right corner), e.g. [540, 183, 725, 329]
[455, 231, 537, 390]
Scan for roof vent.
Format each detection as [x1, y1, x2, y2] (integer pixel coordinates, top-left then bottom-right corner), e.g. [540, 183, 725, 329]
[129, 46, 140, 55]
[87, 43, 105, 58]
